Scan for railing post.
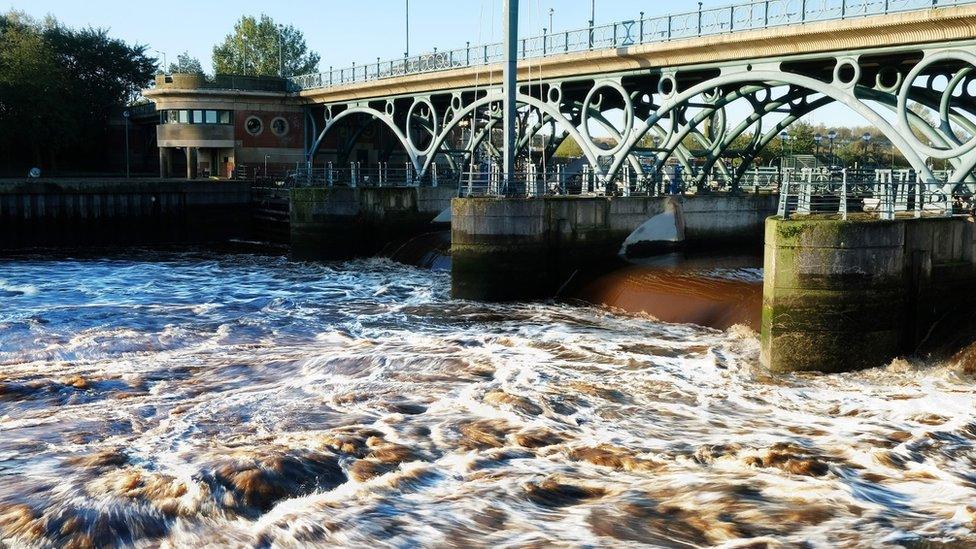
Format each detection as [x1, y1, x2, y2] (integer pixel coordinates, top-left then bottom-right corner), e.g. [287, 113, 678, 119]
[777, 171, 790, 219]
[543, 29, 547, 55]
[639, 13, 645, 44]
[841, 0, 846, 19]
[466, 42, 471, 66]
[613, 22, 618, 46]
[667, 15, 673, 40]
[764, 0, 770, 27]
[698, 2, 703, 35]
[915, 176, 923, 218]
[840, 169, 848, 220]
[565, 31, 569, 52]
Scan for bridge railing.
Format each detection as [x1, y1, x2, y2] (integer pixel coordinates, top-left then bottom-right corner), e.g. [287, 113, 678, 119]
[777, 169, 973, 219]
[289, 0, 976, 91]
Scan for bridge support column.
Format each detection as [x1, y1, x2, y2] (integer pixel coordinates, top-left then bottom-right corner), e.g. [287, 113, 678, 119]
[761, 216, 976, 373]
[159, 148, 169, 179]
[185, 147, 198, 180]
[289, 186, 456, 260]
[452, 195, 776, 301]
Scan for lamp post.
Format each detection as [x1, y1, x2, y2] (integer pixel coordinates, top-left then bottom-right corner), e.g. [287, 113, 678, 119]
[122, 109, 130, 179]
[405, 0, 410, 58]
[278, 24, 285, 77]
[861, 132, 872, 168]
[827, 129, 837, 166]
[589, 0, 596, 48]
[549, 8, 554, 34]
[153, 50, 167, 73]
[814, 133, 822, 157]
[780, 130, 789, 169]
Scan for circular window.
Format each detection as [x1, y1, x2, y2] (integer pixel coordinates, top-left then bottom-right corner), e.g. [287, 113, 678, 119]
[245, 116, 263, 136]
[271, 117, 289, 136]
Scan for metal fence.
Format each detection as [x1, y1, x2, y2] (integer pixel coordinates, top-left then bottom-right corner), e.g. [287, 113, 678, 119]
[777, 169, 973, 219]
[289, 0, 976, 91]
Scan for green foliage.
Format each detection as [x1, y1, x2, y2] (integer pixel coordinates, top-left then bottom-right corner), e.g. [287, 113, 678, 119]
[553, 135, 583, 158]
[168, 50, 204, 75]
[0, 10, 155, 173]
[212, 14, 320, 77]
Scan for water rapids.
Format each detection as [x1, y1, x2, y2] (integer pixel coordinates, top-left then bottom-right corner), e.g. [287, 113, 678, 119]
[0, 251, 974, 547]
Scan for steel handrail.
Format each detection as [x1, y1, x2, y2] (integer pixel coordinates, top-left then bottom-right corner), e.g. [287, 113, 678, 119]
[289, 0, 976, 91]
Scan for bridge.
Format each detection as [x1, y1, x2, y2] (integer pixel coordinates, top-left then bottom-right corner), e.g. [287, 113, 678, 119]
[140, 0, 976, 375]
[286, 0, 976, 198]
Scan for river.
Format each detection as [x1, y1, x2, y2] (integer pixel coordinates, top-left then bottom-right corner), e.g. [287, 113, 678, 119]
[0, 251, 974, 547]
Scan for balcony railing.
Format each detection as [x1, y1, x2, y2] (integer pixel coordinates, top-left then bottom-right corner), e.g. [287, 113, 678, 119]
[289, 0, 976, 91]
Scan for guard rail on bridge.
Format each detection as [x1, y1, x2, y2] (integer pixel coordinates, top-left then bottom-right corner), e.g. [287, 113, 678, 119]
[289, 0, 976, 91]
[778, 169, 973, 219]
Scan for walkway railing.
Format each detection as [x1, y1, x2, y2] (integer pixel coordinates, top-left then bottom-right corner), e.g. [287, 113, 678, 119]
[289, 0, 976, 91]
[777, 169, 972, 219]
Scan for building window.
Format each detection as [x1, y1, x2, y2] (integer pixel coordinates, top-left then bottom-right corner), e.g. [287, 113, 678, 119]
[245, 116, 263, 136]
[271, 117, 289, 136]
[160, 109, 233, 125]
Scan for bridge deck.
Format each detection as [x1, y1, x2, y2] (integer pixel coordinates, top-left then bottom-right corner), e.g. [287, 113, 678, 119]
[299, 4, 976, 104]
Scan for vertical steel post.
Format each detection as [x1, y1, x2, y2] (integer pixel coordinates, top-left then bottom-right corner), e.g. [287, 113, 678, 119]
[503, 0, 519, 194]
[123, 110, 130, 179]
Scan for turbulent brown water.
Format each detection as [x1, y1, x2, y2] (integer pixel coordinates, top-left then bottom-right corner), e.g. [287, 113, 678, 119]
[1, 251, 975, 547]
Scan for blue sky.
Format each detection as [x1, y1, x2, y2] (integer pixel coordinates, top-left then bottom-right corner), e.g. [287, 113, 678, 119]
[3, 0, 859, 126]
[3, 0, 729, 72]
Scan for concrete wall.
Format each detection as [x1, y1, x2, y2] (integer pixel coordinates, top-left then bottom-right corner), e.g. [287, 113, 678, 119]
[158, 124, 235, 148]
[0, 179, 251, 249]
[761, 216, 976, 373]
[451, 194, 777, 301]
[290, 186, 455, 259]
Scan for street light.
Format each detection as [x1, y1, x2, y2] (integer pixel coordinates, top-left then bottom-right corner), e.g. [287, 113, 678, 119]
[814, 133, 823, 156]
[827, 129, 837, 166]
[549, 8, 554, 33]
[405, 0, 410, 57]
[780, 130, 789, 170]
[589, 0, 596, 48]
[861, 132, 873, 168]
[278, 24, 285, 77]
[153, 49, 167, 73]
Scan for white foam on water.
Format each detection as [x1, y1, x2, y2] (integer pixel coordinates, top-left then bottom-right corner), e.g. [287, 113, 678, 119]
[0, 252, 974, 547]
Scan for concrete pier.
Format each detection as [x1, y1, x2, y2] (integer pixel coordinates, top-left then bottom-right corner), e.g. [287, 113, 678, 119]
[451, 194, 777, 301]
[290, 186, 455, 259]
[761, 216, 976, 373]
[0, 179, 251, 249]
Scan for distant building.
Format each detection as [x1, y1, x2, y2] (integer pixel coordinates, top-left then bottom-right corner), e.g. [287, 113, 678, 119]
[143, 74, 305, 179]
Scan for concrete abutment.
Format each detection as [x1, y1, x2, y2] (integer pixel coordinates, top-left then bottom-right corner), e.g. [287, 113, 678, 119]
[761, 216, 976, 373]
[451, 194, 778, 301]
[289, 186, 455, 260]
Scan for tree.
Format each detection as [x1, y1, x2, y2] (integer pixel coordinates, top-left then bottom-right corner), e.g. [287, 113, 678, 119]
[168, 50, 204, 75]
[553, 135, 583, 158]
[212, 14, 320, 77]
[0, 10, 155, 174]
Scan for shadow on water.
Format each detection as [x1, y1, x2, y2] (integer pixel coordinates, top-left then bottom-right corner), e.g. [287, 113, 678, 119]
[563, 251, 764, 331]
